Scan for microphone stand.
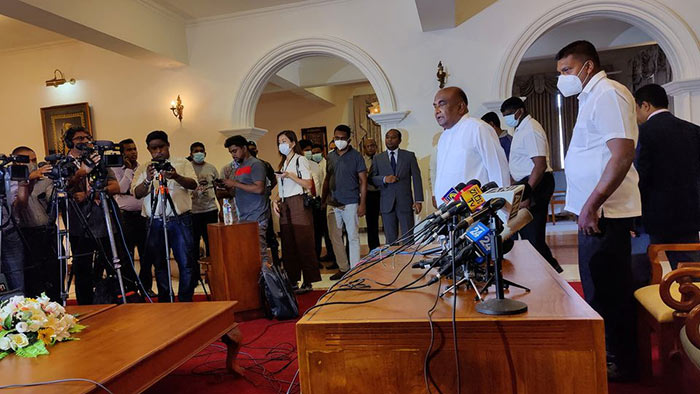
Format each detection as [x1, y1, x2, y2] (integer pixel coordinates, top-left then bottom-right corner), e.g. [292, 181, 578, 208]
[475, 214, 528, 315]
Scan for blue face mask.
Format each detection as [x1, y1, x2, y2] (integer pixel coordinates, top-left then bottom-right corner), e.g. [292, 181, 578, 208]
[504, 113, 518, 128]
[311, 153, 323, 163]
[192, 152, 205, 163]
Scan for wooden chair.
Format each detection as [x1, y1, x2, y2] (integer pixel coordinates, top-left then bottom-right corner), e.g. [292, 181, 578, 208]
[548, 170, 566, 224]
[659, 266, 700, 393]
[635, 244, 700, 382]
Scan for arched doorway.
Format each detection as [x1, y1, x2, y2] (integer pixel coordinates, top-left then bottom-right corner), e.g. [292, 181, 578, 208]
[494, 0, 700, 114]
[231, 36, 398, 130]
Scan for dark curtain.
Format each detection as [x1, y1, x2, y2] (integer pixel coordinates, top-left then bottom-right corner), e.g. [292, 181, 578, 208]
[513, 73, 575, 170]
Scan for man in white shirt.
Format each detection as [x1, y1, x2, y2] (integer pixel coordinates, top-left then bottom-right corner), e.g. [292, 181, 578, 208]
[556, 40, 640, 380]
[432, 87, 510, 207]
[500, 97, 562, 273]
[113, 138, 152, 295]
[132, 130, 198, 303]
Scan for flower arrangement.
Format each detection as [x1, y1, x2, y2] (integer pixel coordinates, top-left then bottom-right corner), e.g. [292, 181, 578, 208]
[0, 294, 85, 360]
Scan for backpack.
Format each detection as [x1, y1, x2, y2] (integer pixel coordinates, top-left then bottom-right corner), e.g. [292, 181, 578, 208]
[258, 264, 299, 320]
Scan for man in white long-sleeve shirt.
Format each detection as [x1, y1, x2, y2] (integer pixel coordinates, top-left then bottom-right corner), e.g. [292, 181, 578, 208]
[113, 138, 152, 295]
[432, 87, 510, 206]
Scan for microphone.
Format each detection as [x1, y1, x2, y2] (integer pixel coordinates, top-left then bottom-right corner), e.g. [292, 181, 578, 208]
[427, 243, 477, 284]
[481, 184, 526, 225]
[481, 181, 499, 192]
[439, 182, 467, 205]
[455, 198, 506, 231]
[499, 208, 534, 240]
[75, 143, 92, 151]
[459, 183, 485, 212]
[45, 154, 64, 162]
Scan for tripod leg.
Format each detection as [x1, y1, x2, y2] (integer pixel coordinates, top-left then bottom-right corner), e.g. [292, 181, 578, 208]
[502, 279, 531, 292]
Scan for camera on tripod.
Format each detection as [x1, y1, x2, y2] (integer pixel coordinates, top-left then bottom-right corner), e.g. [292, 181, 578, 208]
[44, 154, 79, 181]
[77, 140, 123, 169]
[151, 159, 174, 172]
[0, 154, 30, 181]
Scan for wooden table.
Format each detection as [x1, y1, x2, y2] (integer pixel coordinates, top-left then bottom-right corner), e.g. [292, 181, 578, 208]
[1, 301, 240, 393]
[297, 241, 607, 394]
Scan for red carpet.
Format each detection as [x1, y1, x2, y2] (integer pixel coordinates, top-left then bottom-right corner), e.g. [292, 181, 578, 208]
[142, 283, 668, 394]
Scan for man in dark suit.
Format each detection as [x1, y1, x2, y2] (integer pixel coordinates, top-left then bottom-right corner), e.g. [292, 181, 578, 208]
[370, 129, 424, 244]
[635, 83, 700, 269]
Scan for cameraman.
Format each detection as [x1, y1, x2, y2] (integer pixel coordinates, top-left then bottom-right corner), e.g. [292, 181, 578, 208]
[1, 153, 26, 293]
[64, 126, 121, 305]
[12, 146, 59, 300]
[132, 130, 198, 303]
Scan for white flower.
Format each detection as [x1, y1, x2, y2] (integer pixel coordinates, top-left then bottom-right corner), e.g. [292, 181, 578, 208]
[9, 333, 29, 350]
[0, 336, 10, 351]
[15, 322, 29, 333]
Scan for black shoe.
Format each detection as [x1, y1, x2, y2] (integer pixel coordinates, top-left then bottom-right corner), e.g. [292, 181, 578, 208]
[295, 282, 313, 294]
[326, 262, 339, 269]
[319, 255, 334, 262]
[329, 271, 347, 281]
[145, 290, 157, 299]
[318, 264, 324, 269]
[549, 260, 564, 274]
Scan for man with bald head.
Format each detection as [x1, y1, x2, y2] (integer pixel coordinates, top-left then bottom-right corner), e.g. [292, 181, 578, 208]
[362, 137, 381, 250]
[370, 129, 424, 244]
[432, 87, 510, 206]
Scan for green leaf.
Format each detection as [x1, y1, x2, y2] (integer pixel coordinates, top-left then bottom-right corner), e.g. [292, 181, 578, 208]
[0, 330, 9, 339]
[2, 315, 11, 331]
[14, 340, 49, 358]
[0, 351, 9, 360]
[68, 324, 86, 334]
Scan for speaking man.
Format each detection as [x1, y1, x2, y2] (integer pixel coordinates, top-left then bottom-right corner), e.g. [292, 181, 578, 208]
[432, 87, 510, 207]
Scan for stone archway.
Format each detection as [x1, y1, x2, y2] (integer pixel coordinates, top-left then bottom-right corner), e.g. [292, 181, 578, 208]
[230, 36, 404, 133]
[493, 0, 700, 120]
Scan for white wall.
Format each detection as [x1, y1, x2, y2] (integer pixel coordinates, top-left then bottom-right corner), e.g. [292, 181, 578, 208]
[1, 0, 699, 212]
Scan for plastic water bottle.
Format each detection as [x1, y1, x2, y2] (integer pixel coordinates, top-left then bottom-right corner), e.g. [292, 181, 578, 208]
[223, 199, 234, 225]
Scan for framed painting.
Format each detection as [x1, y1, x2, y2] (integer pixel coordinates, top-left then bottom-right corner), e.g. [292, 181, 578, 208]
[301, 126, 328, 155]
[40, 102, 93, 156]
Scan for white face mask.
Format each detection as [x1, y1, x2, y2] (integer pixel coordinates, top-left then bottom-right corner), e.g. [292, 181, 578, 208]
[334, 140, 348, 151]
[278, 143, 291, 156]
[557, 61, 590, 97]
[504, 114, 518, 128]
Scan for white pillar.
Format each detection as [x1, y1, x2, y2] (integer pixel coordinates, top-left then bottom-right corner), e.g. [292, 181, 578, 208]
[663, 79, 700, 123]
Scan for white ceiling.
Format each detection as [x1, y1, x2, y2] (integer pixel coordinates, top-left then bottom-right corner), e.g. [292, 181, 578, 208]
[523, 17, 654, 60]
[0, 15, 71, 52]
[147, 0, 315, 20]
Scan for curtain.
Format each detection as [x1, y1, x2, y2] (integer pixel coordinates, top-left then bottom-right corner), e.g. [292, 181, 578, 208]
[513, 73, 573, 170]
[629, 45, 672, 92]
[353, 94, 382, 155]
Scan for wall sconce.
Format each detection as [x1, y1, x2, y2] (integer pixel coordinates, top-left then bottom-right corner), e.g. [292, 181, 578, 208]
[45, 69, 76, 88]
[368, 101, 381, 115]
[170, 95, 184, 122]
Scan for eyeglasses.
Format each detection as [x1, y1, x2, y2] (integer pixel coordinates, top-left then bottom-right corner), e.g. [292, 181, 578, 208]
[72, 136, 91, 142]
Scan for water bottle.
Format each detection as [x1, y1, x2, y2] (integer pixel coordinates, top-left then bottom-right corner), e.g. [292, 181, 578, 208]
[223, 198, 234, 225]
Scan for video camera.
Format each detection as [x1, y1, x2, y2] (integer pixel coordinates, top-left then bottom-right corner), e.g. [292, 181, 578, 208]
[44, 154, 79, 181]
[0, 154, 30, 181]
[151, 159, 175, 172]
[77, 140, 123, 168]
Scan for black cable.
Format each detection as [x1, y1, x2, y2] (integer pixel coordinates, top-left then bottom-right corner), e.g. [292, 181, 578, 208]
[450, 217, 461, 394]
[0, 378, 113, 393]
[424, 276, 444, 394]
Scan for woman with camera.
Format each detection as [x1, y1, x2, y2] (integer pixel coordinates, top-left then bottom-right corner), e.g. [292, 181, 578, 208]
[272, 130, 321, 294]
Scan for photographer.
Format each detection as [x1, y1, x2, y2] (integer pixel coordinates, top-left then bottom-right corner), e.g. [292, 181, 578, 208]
[0, 154, 27, 294]
[132, 130, 198, 303]
[11, 146, 59, 300]
[64, 126, 121, 305]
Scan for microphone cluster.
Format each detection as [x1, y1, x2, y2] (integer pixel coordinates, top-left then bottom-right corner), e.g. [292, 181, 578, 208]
[414, 179, 533, 286]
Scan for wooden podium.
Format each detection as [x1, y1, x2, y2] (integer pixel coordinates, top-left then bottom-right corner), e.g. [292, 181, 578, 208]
[207, 222, 262, 312]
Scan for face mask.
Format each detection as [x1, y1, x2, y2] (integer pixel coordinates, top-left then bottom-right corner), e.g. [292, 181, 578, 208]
[192, 152, 205, 163]
[504, 114, 518, 128]
[557, 61, 590, 97]
[311, 153, 323, 163]
[334, 140, 348, 151]
[278, 143, 291, 156]
[304, 151, 312, 160]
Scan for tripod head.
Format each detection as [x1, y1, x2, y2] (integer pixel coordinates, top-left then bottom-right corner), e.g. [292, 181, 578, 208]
[0, 154, 31, 197]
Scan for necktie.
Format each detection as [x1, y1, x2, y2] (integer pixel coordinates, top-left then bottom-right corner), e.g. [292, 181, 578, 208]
[390, 151, 397, 175]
